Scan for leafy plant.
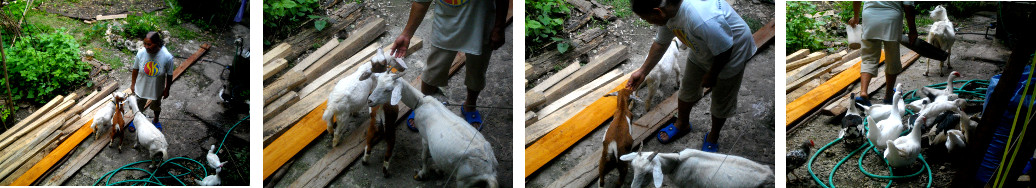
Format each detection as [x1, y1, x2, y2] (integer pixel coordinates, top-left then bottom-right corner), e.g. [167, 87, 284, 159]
[122, 14, 161, 39]
[1, 29, 91, 104]
[786, 1, 833, 52]
[526, 0, 569, 53]
[263, 0, 321, 30]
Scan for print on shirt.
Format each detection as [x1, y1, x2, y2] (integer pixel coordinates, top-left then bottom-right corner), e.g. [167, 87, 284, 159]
[143, 60, 162, 77]
[672, 28, 696, 51]
[439, 0, 468, 7]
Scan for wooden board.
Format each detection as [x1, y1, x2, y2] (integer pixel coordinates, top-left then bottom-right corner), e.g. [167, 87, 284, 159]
[94, 14, 126, 21]
[0, 96, 63, 145]
[172, 44, 211, 81]
[787, 49, 810, 62]
[547, 94, 680, 187]
[37, 94, 119, 186]
[293, 38, 341, 73]
[785, 53, 850, 93]
[263, 71, 306, 106]
[264, 91, 299, 121]
[540, 46, 628, 111]
[786, 52, 826, 71]
[1, 131, 60, 185]
[786, 50, 846, 83]
[526, 74, 630, 145]
[9, 120, 93, 186]
[822, 52, 921, 117]
[526, 28, 606, 79]
[525, 91, 546, 113]
[273, 3, 362, 64]
[0, 101, 74, 157]
[786, 51, 885, 127]
[264, 43, 291, 65]
[525, 81, 625, 177]
[530, 61, 580, 93]
[753, 20, 776, 48]
[301, 18, 385, 83]
[537, 69, 622, 120]
[296, 38, 422, 98]
[263, 58, 289, 81]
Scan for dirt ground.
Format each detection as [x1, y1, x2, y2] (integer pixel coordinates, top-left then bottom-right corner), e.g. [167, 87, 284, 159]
[267, 0, 514, 187]
[786, 11, 1010, 187]
[34, 16, 253, 186]
[525, 1, 776, 187]
[42, 0, 167, 20]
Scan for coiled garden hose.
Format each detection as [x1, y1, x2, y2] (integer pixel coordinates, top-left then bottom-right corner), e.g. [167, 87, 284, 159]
[806, 113, 932, 188]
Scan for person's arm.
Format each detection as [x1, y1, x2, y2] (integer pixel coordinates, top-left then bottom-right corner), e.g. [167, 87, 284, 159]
[391, 1, 432, 57]
[130, 70, 138, 95]
[849, 1, 861, 27]
[487, 0, 508, 50]
[628, 42, 668, 89]
[904, 3, 917, 45]
[163, 75, 172, 99]
[703, 48, 732, 88]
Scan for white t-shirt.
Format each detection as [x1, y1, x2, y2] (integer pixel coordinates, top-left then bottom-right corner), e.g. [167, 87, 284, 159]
[862, 1, 914, 41]
[654, 0, 756, 79]
[131, 47, 175, 100]
[414, 0, 495, 55]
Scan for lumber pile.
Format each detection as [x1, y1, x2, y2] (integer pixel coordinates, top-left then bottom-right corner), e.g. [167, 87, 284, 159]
[264, 3, 363, 65]
[0, 82, 120, 185]
[786, 49, 922, 127]
[526, 28, 607, 81]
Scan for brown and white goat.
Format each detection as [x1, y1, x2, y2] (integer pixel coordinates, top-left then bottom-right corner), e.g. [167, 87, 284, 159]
[599, 87, 635, 187]
[359, 50, 406, 177]
[110, 93, 129, 151]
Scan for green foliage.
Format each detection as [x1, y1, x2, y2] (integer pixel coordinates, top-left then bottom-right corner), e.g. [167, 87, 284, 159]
[786, 1, 833, 52]
[525, 0, 569, 53]
[599, 0, 632, 18]
[1, 29, 91, 104]
[308, 15, 328, 31]
[122, 14, 161, 39]
[263, 0, 321, 30]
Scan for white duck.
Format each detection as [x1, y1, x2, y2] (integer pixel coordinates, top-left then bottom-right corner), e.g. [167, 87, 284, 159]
[884, 107, 925, 168]
[922, 71, 962, 101]
[871, 84, 907, 151]
[206, 145, 228, 172]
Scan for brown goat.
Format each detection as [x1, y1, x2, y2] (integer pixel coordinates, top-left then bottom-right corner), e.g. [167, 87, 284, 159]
[360, 56, 401, 177]
[599, 87, 635, 187]
[110, 94, 129, 151]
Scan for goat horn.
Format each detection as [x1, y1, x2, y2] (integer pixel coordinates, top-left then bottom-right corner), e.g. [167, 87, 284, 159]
[394, 58, 408, 70]
[648, 152, 659, 160]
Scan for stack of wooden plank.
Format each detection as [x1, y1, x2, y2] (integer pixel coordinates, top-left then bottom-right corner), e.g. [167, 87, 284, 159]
[0, 82, 118, 185]
[785, 49, 860, 101]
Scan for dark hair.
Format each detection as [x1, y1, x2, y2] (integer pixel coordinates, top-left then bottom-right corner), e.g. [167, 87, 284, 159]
[146, 31, 164, 46]
[631, 0, 681, 15]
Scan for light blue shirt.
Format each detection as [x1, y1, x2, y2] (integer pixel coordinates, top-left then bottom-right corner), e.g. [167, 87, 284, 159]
[131, 47, 175, 100]
[654, 0, 756, 79]
[414, 0, 495, 55]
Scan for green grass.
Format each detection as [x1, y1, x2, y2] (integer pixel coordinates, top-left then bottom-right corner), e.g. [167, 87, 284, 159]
[599, 0, 633, 18]
[743, 16, 762, 32]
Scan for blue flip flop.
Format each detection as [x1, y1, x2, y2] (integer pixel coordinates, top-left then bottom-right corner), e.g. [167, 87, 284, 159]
[154, 122, 162, 131]
[461, 107, 484, 131]
[657, 121, 691, 144]
[405, 111, 418, 132]
[702, 134, 719, 152]
[854, 96, 872, 107]
[128, 122, 136, 132]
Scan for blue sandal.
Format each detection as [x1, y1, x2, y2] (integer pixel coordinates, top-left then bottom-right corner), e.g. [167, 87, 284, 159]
[854, 96, 872, 107]
[657, 121, 691, 144]
[461, 107, 484, 131]
[127, 122, 162, 132]
[405, 111, 418, 132]
[702, 134, 719, 152]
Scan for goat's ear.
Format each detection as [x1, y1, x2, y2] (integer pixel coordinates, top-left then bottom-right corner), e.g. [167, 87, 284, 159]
[390, 82, 403, 106]
[359, 70, 373, 81]
[652, 159, 664, 188]
[393, 58, 408, 71]
[620, 153, 637, 161]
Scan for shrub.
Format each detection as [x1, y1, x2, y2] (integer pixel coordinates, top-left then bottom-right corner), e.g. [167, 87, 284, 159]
[525, 0, 569, 53]
[1, 29, 91, 104]
[263, 0, 321, 30]
[122, 14, 160, 39]
[786, 1, 832, 52]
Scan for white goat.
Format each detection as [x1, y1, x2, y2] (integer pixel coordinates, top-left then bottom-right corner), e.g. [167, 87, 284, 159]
[323, 61, 379, 147]
[91, 93, 120, 138]
[195, 174, 221, 186]
[207, 145, 228, 172]
[640, 40, 687, 108]
[620, 149, 775, 188]
[365, 71, 498, 188]
[125, 94, 168, 165]
[925, 5, 956, 76]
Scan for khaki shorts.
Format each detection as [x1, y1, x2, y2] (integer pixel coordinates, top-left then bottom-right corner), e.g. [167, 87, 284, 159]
[136, 97, 161, 115]
[421, 45, 492, 92]
[678, 62, 744, 119]
[860, 39, 902, 76]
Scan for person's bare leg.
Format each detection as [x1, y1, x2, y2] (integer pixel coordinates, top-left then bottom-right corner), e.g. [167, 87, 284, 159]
[706, 115, 726, 143]
[420, 82, 436, 96]
[886, 73, 897, 101]
[464, 89, 481, 129]
[860, 72, 873, 100]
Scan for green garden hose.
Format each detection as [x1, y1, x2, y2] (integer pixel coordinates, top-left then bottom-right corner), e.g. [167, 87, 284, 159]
[806, 113, 932, 188]
[94, 115, 248, 186]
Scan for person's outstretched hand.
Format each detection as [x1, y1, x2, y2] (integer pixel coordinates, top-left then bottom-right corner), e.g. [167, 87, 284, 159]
[627, 68, 646, 90]
[848, 17, 860, 28]
[391, 35, 411, 58]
